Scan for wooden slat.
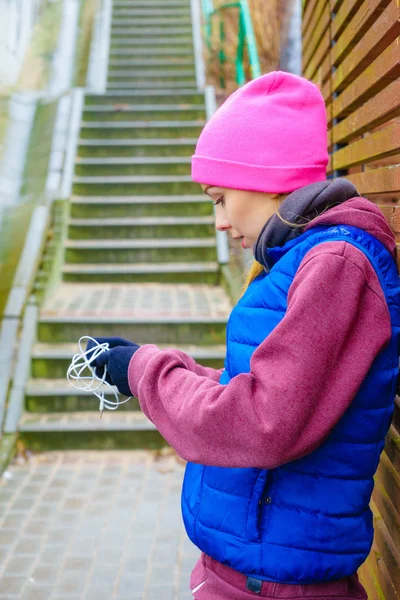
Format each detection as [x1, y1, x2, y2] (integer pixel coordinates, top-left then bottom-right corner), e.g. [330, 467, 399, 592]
[329, 0, 345, 15]
[303, 0, 327, 54]
[365, 152, 400, 172]
[372, 506, 400, 590]
[331, 81, 400, 144]
[372, 481, 400, 552]
[332, 120, 400, 170]
[303, 31, 331, 80]
[331, 0, 400, 94]
[377, 205, 400, 233]
[330, 0, 365, 42]
[360, 538, 398, 600]
[358, 563, 383, 600]
[315, 50, 331, 86]
[302, 0, 324, 37]
[303, 4, 330, 70]
[346, 165, 400, 195]
[384, 423, 400, 472]
[321, 78, 331, 103]
[331, 38, 400, 121]
[393, 397, 400, 431]
[375, 452, 400, 510]
[331, 0, 391, 68]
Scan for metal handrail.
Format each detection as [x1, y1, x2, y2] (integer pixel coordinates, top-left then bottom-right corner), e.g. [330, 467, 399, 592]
[201, 0, 261, 88]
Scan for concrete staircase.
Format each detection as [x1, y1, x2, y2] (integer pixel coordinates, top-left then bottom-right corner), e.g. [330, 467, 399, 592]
[18, 0, 232, 450]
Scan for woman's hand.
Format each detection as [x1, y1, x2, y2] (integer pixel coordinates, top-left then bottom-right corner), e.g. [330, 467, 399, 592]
[86, 336, 137, 353]
[85, 337, 141, 396]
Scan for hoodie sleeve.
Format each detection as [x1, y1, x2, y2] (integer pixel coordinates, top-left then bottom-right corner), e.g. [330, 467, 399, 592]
[155, 350, 224, 382]
[127, 241, 392, 469]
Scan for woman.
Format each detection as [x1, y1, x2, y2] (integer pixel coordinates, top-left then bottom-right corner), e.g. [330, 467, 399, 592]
[88, 71, 400, 598]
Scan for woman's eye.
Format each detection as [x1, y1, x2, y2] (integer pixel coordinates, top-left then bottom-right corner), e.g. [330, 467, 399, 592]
[213, 197, 225, 206]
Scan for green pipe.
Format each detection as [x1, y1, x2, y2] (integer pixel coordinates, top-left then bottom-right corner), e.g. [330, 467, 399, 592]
[239, 0, 261, 78]
[201, 0, 261, 85]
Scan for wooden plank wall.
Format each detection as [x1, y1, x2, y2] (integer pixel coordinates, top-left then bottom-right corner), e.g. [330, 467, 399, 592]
[302, 2, 400, 598]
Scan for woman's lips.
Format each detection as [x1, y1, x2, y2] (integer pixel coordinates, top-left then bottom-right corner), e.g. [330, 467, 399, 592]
[241, 237, 246, 249]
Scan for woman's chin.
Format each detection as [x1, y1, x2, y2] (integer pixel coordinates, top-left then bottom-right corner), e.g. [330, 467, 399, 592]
[241, 237, 254, 250]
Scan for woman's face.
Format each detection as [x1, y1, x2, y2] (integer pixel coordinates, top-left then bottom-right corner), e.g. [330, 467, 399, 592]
[201, 184, 281, 249]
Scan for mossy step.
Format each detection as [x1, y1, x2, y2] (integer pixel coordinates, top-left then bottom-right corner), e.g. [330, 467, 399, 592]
[65, 237, 216, 249]
[108, 59, 194, 66]
[76, 157, 193, 164]
[82, 107, 205, 122]
[63, 261, 218, 272]
[62, 262, 219, 284]
[33, 342, 226, 358]
[83, 105, 203, 111]
[109, 38, 193, 48]
[75, 166, 192, 177]
[106, 82, 198, 91]
[108, 66, 195, 76]
[80, 120, 204, 129]
[107, 69, 195, 78]
[108, 56, 195, 68]
[70, 195, 210, 217]
[72, 175, 199, 196]
[110, 35, 192, 45]
[112, 18, 192, 26]
[110, 37, 192, 44]
[77, 139, 197, 158]
[19, 412, 168, 451]
[25, 379, 140, 412]
[32, 342, 225, 360]
[112, 10, 191, 16]
[111, 27, 192, 35]
[38, 317, 227, 345]
[113, 1, 190, 5]
[65, 241, 216, 265]
[107, 76, 197, 86]
[75, 157, 192, 176]
[31, 341, 225, 380]
[109, 48, 194, 56]
[70, 203, 210, 217]
[80, 122, 203, 141]
[71, 193, 206, 202]
[85, 90, 204, 103]
[38, 281, 230, 343]
[73, 175, 194, 182]
[68, 215, 215, 239]
[69, 216, 214, 221]
[20, 410, 156, 431]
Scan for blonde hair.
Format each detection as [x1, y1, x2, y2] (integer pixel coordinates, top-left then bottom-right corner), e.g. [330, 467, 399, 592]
[239, 197, 335, 298]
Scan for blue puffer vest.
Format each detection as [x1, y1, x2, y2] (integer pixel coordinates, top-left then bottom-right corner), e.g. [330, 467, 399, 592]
[181, 224, 400, 584]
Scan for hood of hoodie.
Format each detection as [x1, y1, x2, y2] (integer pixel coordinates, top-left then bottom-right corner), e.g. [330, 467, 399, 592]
[253, 178, 396, 272]
[303, 196, 396, 258]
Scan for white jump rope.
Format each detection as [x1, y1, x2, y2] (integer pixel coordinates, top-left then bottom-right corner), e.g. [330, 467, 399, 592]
[66, 336, 132, 417]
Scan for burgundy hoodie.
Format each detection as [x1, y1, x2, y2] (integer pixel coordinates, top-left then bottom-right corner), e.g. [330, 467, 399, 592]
[128, 197, 395, 598]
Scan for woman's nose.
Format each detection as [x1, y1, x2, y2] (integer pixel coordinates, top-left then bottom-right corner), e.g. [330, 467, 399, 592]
[215, 218, 231, 232]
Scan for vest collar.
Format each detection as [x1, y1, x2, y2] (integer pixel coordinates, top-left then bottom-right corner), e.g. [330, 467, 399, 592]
[261, 226, 326, 271]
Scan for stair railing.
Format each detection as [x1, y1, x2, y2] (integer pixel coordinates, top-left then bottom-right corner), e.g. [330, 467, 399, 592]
[201, 0, 261, 88]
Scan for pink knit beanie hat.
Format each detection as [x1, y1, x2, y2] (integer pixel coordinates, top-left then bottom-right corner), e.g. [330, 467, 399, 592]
[191, 71, 329, 193]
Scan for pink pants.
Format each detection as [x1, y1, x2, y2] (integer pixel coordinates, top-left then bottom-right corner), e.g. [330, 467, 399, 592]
[189, 553, 368, 600]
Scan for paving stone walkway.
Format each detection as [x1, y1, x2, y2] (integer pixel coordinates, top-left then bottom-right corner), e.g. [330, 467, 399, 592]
[0, 450, 199, 599]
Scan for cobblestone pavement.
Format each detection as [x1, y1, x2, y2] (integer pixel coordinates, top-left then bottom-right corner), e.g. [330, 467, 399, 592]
[0, 450, 200, 599]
